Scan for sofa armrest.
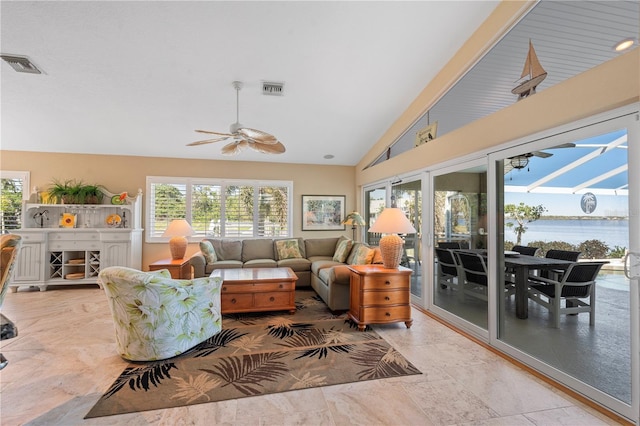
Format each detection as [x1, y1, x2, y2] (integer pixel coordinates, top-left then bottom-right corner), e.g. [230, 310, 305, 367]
[189, 252, 207, 278]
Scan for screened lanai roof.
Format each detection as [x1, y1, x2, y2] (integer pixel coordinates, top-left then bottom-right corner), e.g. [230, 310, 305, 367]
[504, 129, 628, 195]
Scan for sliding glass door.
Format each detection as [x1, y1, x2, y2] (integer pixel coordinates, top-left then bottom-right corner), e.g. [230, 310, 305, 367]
[491, 108, 639, 421]
[431, 160, 488, 334]
[392, 179, 422, 299]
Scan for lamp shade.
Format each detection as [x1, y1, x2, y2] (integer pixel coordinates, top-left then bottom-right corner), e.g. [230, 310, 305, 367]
[342, 211, 366, 226]
[368, 208, 416, 269]
[162, 219, 194, 260]
[342, 211, 367, 241]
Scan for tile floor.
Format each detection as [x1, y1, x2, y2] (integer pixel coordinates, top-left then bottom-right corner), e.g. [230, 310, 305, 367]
[0, 284, 623, 425]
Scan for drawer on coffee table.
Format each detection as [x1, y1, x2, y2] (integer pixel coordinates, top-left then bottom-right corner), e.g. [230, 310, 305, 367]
[221, 293, 254, 310]
[254, 291, 294, 308]
[221, 281, 294, 293]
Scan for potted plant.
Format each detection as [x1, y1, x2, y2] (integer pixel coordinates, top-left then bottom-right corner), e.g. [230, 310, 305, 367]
[47, 179, 104, 204]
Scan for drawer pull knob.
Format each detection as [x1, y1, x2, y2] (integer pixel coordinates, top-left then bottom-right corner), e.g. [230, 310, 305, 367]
[279, 284, 283, 288]
[223, 287, 227, 291]
[231, 298, 237, 304]
[385, 312, 391, 316]
[270, 296, 275, 302]
[384, 296, 390, 301]
[385, 280, 391, 285]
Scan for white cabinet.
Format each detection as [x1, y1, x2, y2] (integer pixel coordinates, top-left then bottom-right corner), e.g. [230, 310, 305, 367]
[11, 189, 143, 292]
[13, 232, 44, 283]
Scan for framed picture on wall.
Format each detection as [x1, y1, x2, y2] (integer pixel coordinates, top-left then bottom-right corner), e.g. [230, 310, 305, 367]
[302, 195, 346, 231]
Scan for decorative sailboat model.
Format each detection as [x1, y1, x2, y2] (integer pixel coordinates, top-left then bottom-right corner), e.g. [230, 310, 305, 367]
[512, 40, 547, 100]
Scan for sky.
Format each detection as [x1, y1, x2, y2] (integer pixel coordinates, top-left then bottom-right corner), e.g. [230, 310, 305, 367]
[504, 192, 628, 217]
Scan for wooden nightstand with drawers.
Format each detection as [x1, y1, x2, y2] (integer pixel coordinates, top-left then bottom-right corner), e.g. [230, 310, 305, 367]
[149, 258, 192, 279]
[347, 264, 412, 331]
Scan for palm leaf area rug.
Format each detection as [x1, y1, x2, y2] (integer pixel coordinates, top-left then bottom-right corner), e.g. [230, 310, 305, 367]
[86, 290, 421, 418]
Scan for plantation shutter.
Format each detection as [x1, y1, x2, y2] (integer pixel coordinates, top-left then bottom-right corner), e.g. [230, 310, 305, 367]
[224, 185, 254, 237]
[149, 182, 187, 238]
[257, 185, 289, 237]
[0, 177, 24, 231]
[191, 184, 222, 237]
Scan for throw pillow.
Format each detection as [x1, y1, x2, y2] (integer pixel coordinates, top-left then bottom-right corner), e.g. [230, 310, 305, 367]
[349, 244, 374, 265]
[199, 240, 217, 264]
[332, 239, 354, 263]
[370, 247, 384, 264]
[275, 239, 303, 260]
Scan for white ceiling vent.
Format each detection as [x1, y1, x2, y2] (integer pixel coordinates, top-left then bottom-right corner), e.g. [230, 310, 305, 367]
[262, 81, 284, 96]
[1, 55, 42, 74]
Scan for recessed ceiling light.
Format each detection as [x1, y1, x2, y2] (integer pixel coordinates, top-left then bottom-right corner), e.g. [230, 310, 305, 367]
[613, 38, 635, 52]
[323, 154, 334, 160]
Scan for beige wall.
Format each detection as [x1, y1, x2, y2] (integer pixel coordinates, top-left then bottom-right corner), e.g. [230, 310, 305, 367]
[0, 151, 355, 267]
[356, 0, 640, 191]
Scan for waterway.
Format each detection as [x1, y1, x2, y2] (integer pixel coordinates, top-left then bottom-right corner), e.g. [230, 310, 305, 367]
[507, 219, 629, 249]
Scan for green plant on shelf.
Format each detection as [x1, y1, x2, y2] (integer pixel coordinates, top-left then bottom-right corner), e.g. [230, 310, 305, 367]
[47, 179, 104, 204]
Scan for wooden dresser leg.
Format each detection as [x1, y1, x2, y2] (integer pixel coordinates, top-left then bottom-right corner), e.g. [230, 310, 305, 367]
[405, 320, 413, 329]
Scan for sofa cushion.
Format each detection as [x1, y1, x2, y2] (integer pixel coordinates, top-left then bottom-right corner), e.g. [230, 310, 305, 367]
[242, 239, 275, 262]
[311, 259, 344, 276]
[332, 239, 354, 262]
[318, 264, 352, 286]
[277, 257, 311, 272]
[209, 239, 242, 261]
[199, 240, 217, 263]
[275, 239, 303, 260]
[243, 259, 278, 268]
[204, 260, 243, 275]
[305, 237, 340, 258]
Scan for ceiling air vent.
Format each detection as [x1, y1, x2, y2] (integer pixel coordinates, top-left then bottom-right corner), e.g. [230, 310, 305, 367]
[1, 55, 42, 74]
[262, 81, 284, 96]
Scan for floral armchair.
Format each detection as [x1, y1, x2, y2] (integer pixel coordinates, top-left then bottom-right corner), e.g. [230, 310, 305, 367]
[98, 266, 222, 361]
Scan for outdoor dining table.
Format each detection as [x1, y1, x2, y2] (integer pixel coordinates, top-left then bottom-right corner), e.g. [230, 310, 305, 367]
[503, 255, 575, 319]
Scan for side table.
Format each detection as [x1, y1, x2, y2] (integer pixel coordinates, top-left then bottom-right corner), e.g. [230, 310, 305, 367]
[149, 258, 192, 279]
[347, 264, 412, 331]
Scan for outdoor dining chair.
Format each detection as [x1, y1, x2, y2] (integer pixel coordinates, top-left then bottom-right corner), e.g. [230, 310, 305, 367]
[437, 241, 461, 249]
[455, 251, 488, 301]
[435, 248, 461, 292]
[534, 249, 582, 281]
[512, 245, 540, 256]
[527, 261, 606, 328]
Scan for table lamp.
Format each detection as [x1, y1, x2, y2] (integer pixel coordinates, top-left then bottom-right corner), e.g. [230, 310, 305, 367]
[162, 219, 194, 260]
[367, 208, 416, 269]
[342, 211, 366, 241]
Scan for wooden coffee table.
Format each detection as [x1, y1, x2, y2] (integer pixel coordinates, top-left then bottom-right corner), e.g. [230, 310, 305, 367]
[211, 267, 298, 314]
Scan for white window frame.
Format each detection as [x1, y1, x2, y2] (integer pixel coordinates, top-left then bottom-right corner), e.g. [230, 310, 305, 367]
[146, 176, 293, 242]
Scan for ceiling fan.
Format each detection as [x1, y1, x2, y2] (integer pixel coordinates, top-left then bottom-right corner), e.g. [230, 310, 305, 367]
[187, 81, 285, 155]
[505, 143, 575, 174]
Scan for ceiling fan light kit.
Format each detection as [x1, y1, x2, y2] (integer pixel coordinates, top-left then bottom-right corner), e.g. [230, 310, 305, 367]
[187, 80, 285, 155]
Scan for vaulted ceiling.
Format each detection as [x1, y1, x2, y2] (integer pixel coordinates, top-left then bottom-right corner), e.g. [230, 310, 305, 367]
[0, 1, 498, 165]
[2, 2, 637, 167]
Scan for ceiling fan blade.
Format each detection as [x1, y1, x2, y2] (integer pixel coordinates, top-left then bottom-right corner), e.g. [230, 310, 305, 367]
[531, 150, 553, 158]
[550, 142, 576, 149]
[221, 140, 249, 156]
[239, 128, 278, 144]
[195, 129, 234, 137]
[186, 137, 230, 146]
[250, 141, 286, 154]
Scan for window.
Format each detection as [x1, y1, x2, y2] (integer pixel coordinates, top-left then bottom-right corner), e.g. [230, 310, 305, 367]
[0, 171, 30, 232]
[146, 177, 292, 241]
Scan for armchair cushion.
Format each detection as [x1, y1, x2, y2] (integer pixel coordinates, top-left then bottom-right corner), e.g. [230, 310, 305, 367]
[99, 266, 222, 361]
